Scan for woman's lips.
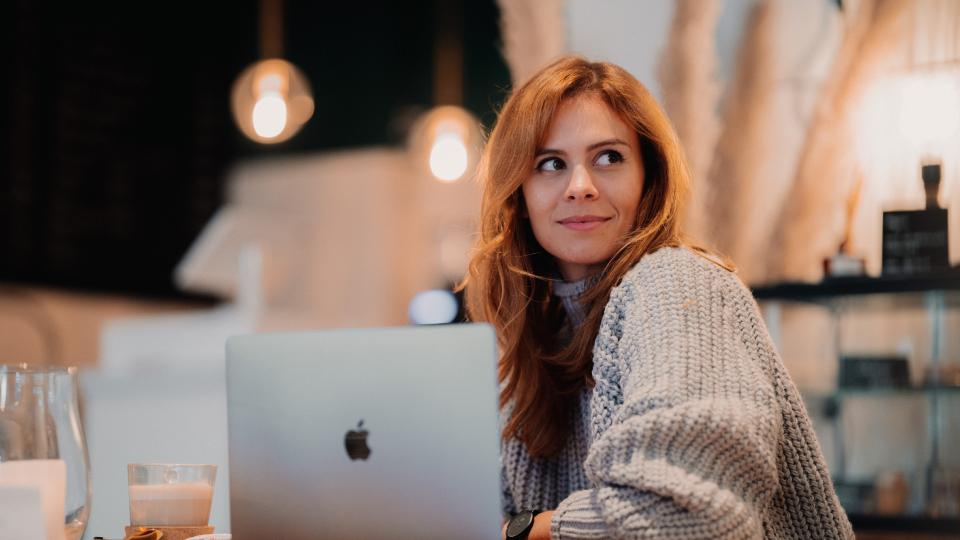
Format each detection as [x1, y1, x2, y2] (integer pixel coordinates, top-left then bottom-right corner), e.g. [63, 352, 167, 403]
[557, 215, 611, 231]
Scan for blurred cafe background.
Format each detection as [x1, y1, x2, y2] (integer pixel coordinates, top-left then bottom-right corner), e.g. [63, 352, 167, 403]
[1, 0, 959, 538]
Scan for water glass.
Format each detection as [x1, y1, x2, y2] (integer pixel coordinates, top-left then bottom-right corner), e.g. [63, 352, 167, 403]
[0, 364, 91, 540]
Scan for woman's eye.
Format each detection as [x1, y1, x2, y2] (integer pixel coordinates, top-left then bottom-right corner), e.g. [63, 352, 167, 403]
[595, 150, 624, 167]
[536, 157, 565, 172]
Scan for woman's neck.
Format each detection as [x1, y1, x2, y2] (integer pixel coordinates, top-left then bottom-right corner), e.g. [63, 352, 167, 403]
[557, 261, 606, 282]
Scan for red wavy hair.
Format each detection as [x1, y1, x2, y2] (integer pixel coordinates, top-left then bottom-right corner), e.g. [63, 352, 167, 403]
[464, 56, 714, 457]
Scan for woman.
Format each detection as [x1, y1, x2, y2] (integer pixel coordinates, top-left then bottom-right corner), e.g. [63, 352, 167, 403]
[464, 57, 853, 539]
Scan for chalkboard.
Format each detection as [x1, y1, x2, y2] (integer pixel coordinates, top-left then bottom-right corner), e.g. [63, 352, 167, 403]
[838, 355, 910, 389]
[882, 208, 949, 277]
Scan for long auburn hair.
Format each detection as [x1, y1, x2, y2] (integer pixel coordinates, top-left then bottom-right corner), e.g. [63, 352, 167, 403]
[464, 56, 711, 458]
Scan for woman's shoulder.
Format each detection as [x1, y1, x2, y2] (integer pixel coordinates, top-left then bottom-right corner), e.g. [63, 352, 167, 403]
[617, 245, 744, 298]
[596, 246, 758, 351]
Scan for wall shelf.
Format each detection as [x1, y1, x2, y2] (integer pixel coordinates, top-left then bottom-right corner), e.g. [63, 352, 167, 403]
[752, 270, 960, 306]
[754, 273, 960, 529]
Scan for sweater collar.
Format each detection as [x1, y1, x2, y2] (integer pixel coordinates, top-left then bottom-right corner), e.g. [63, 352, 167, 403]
[552, 272, 602, 328]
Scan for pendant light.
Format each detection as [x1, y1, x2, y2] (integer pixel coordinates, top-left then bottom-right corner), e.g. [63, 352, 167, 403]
[411, 105, 482, 183]
[410, 0, 481, 183]
[231, 0, 313, 144]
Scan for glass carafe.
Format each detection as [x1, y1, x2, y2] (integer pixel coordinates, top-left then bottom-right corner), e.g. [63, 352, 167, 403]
[0, 364, 91, 540]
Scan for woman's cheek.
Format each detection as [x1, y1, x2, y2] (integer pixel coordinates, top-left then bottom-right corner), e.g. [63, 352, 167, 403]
[525, 188, 555, 221]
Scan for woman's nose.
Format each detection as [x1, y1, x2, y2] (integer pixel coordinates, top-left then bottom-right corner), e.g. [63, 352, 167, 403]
[564, 164, 599, 200]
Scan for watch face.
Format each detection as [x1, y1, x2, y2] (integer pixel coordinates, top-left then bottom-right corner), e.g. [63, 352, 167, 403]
[506, 511, 535, 537]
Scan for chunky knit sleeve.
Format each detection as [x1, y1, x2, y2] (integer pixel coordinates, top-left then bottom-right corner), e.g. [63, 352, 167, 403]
[550, 249, 785, 539]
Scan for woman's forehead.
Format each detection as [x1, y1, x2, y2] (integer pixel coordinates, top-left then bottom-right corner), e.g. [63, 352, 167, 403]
[539, 94, 637, 150]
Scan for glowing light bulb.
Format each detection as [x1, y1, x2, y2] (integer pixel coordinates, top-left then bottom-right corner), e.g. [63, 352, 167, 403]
[231, 59, 312, 144]
[409, 106, 480, 182]
[252, 91, 288, 138]
[429, 133, 469, 182]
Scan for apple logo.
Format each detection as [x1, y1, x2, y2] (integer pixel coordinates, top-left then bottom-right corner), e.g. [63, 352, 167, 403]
[344, 419, 371, 460]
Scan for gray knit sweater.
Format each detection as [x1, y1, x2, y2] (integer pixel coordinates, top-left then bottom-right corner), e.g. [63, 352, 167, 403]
[500, 247, 854, 539]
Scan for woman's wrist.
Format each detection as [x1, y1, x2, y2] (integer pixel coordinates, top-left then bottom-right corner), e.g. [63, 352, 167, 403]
[529, 510, 554, 540]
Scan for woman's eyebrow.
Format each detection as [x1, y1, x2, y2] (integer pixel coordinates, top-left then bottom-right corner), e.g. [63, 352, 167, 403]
[586, 138, 629, 151]
[535, 138, 629, 157]
[534, 147, 565, 158]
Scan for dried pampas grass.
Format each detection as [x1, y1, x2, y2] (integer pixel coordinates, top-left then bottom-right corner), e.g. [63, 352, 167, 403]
[657, 0, 723, 246]
[703, 0, 781, 283]
[497, 0, 566, 87]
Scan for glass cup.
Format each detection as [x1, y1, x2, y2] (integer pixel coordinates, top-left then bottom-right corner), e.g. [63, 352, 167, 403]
[128, 463, 217, 526]
[0, 364, 91, 540]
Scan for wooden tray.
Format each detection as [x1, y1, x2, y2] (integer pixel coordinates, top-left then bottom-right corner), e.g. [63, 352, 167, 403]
[124, 525, 215, 540]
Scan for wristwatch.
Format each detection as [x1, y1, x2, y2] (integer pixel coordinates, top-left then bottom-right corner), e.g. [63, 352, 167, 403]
[505, 510, 539, 540]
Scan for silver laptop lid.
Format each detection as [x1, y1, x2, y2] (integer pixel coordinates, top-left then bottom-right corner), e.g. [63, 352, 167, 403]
[226, 324, 501, 540]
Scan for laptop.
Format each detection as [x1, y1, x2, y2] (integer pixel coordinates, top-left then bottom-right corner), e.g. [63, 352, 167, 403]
[225, 324, 502, 540]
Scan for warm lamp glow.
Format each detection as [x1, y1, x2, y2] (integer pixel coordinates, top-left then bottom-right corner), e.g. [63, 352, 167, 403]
[231, 59, 313, 144]
[853, 71, 960, 221]
[409, 106, 481, 183]
[429, 133, 469, 182]
[252, 92, 288, 138]
[898, 74, 960, 146]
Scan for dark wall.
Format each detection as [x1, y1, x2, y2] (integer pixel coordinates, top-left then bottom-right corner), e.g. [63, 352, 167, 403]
[0, 1, 510, 300]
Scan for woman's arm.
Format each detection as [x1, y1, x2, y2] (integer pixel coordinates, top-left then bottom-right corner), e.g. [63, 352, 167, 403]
[551, 256, 782, 539]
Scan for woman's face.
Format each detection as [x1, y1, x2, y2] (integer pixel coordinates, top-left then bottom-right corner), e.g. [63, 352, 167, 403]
[521, 94, 645, 281]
